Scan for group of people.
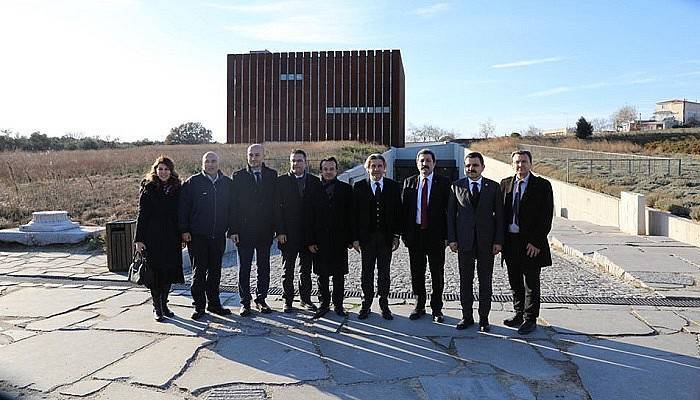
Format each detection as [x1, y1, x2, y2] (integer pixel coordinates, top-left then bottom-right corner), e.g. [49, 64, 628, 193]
[134, 144, 553, 335]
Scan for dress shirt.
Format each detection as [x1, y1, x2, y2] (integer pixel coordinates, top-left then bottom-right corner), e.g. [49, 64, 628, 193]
[467, 176, 483, 194]
[370, 177, 384, 195]
[415, 173, 433, 224]
[508, 173, 530, 233]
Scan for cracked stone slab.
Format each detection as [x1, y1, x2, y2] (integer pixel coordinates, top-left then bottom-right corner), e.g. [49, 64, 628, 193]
[454, 335, 563, 380]
[83, 290, 151, 309]
[0, 330, 153, 391]
[632, 310, 688, 333]
[175, 333, 327, 392]
[542, 309, 654, 335]
[89, 382, 182, 400]
[25, 310, 97, 331]
[420, 375, 535, 400]
[315, 331, 458, 384]
[58, 379, 111, 396]
[94, 336, 211, 387]
[0, 329, 37, 342]
[93, 305, 207, 336]
[569, 335, 700, 400]
[269, 382, 423, 399]
[343, 304, 475, 338]
[0, 287, 119, 318]
[633, 272, 695, 285]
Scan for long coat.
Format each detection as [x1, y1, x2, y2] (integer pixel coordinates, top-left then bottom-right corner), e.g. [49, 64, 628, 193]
[135, 179, 185, 286]
[231, 164, 278, 247]
[500, 173, 554, 268]
[401, 173, 451, 249]
[305, 178, 353, 276]
[275, 172, 321, 251]
[447, 177, 504, 253]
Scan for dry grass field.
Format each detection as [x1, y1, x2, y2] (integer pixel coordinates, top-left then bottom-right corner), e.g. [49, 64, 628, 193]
[0, 141, 385, 229]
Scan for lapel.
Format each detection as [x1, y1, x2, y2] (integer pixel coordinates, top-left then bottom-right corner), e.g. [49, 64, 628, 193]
[520, 173, 536, 205]
[426, 174, 437, 206]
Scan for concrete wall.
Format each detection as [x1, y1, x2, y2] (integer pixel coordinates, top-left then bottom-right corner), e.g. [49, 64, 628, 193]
[647, 208, 700, 247]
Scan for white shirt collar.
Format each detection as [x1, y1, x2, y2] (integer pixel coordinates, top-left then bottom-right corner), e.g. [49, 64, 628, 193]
[468, 176, 482, 186]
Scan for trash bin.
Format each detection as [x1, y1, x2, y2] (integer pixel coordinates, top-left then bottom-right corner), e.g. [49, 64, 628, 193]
[106, 220, 137, 272]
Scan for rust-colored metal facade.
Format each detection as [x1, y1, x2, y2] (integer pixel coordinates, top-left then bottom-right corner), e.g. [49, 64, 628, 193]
[227, 50, 405, 148]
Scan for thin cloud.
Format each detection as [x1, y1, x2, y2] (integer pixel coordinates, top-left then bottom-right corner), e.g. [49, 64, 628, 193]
[678, 71, 700, 77]
[205, 1, 301, 12]
[412, 2, 451, 17]
[528, 77, 657, 98]
[527, 86, 573, 98]
[491, 57, 564, 69]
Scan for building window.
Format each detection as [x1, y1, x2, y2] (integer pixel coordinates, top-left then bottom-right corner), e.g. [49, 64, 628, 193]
[280, 74, 303, 81]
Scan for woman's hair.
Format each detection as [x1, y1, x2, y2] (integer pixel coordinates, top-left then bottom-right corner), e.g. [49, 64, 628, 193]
[145, 155, 180, 183]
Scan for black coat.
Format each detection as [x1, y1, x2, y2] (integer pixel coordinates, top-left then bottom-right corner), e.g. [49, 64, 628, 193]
[275, 172, 321, 251]
[231, 164, 278, 246]
[178, 171, 234, 238]
[353, 177, 403, 246]
[135, 179, 185, 285]
[500, 173, 554, 268]
[305, 178, 353, 276]
[401, 173, 451, 249]
[447, 177, 504, 252]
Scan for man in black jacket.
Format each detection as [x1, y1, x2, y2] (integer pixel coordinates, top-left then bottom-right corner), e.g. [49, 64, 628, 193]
[231, 144, 278, 316]
[353, 153, 402, 320]
[401, 149, 451, 323]
[275, 149, 321, 313]
[179, 151, 235, 320]
[500, 150, 554, 335]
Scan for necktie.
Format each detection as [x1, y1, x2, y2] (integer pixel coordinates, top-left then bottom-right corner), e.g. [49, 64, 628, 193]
[374, 181, 382, 198]
[297, 176, 305, 197]
[254, 171, 262, 186]
[471, 181, 480, 208]
[420, 177, 429, 229]
[513, 180, 523, 225]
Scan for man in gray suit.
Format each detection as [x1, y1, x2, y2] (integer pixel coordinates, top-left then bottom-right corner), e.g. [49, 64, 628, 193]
[447, 152, 504, 332]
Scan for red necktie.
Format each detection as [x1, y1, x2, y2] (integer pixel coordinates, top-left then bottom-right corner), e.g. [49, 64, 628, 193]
[420, 177, 429, 229]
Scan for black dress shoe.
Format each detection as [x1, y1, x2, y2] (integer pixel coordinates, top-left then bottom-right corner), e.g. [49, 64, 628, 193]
[191, 309, 205, 320]
[432, 311, 444, 323]
[153, 308, 164, 322]
[254, 300, 272, 314]
[334, 307, 347, 317]
[456, 318, 474, 330]
[207, 306, 232, 316]
[162, 305, 175, 318]
[381, 308, 394, 320]
[313, 306, 330, 319]
[503, 314, 524, 328]
[517, 320, 537, 335]
[239, 305, 252, 317]
[409, 308, 426, 320]
[300, 301, 318, 312]
[283, 303, 293, 313]
[358, 308, 370, 320]
[479, 319, 490, 332]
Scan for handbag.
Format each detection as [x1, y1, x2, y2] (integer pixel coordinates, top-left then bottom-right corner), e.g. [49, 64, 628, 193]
[128, 250, 153, 286]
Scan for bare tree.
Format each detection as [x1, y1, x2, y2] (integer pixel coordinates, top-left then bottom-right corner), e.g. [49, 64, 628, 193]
[611, 105, 638, 130]
[521, 125, 540, 136]
[590, 118, 610, 132]
[478, 119, 495, 139]
[407, 124, 457, 142]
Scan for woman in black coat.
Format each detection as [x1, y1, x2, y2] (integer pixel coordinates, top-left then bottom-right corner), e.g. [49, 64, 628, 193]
[305, 157, 353, 318]
[134, 156, 185, 321]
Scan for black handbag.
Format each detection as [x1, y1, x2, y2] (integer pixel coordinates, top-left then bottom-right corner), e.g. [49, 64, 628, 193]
[128, 250, 153, 286]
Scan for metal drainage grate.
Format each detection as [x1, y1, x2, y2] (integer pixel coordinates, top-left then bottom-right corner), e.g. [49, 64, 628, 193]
[206, 388, 266, 400]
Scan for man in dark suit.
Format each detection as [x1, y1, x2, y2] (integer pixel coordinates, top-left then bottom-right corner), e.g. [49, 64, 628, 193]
[231, 144, 278, 316]
[401, 149, 451, 323]
[275, 149, 321, 313]
[447, 152, 504, 332]
[353, 153, 402, 320]
[500, 150, 554, 334]
[306, 157, 353, 319]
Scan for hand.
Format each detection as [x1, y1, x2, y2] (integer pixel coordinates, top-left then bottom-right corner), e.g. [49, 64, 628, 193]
[134, 242, 145, 253]
[492, 244, 502, 255]
[277, 234, 287, 244]
[391, 237, 400, 252]
[525, 243, 540, 258]
[448, 242, 458, 253]
[308, 244, 318, 253]
[232, 234, 240, 245]
[352, 240, 361, 254]
[181, 233, 191, 243]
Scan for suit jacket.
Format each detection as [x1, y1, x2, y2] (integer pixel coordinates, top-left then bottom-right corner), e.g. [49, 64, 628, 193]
[401, 173, 451, 249]
[230, 164, 278, 246]
[447, 177, 504, 254]
[275, 172, 321, 251]
[353, 177, 402, 247]
[500, 173, 554, 268]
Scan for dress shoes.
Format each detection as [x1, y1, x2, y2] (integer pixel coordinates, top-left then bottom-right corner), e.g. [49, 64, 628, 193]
[334, 307, 348, 317]
[207, 306, 232, 316]
[432, 311, 444, 323]
[517, 320, 537, 335]
[191, 309, 205, 320]
[479, 319, 490, 332]
[409, 308, 426, 320]
[254, 299, 272, 314]
[153, 308, 164, 322]
[313, 306, 330, 319]
[456, 318, 474, 330]
[162, 304, 175, 318]
[381, 308, 394, 320]
[503, 314, 524, 328]
[239, 305, 252, 317]
[283, 303, 294, 313]
[300, 301, 318, 312]
[357, 308, 370, 320]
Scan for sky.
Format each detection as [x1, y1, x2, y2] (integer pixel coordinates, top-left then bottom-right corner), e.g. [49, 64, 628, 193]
[1, 0, 699, 142]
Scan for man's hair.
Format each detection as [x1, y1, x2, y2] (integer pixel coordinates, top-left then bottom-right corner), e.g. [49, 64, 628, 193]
[319, 156, 338, 170]
[510, 150, 533, 163]
[465, 152, 484, 166]
[364, 153, 386, 168]
[290, 149, 307, 160]
[416, 148, 436, 162]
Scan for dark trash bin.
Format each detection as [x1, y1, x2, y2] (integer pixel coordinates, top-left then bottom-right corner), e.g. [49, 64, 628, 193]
[106, 220, 136, 272]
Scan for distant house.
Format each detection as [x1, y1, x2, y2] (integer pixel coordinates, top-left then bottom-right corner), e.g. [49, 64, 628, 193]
[619, 119, 675, 132]
[541, 127, 575, 136]
[654, 99, 700, 125]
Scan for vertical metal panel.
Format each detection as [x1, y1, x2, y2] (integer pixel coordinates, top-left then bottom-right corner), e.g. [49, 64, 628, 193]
[349, 50, 358, 141]
[227, 54, 235, 143]
[264, 53, 273, 142]
[374, 50, 383, 144]
[334, 51, 342, 141]
[287, 52, 295, 142]
[320, 51, 329, 141]
[310, 51, 319, 142]
[295, 52, 304, 142]
[272, 53, 280, 141]
[279, 52, 288, 142]
[242, 54, 250, 144]
[251, 53, 259, 143]
[358, 50, 367, 143]
[382, 50, 391, 147]
[366, 50, 375, 144]
[391, 50, 404, 148]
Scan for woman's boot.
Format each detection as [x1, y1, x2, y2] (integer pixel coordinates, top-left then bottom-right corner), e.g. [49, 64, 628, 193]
[161, 284, 174, 317]
[151, 287, 164, 322]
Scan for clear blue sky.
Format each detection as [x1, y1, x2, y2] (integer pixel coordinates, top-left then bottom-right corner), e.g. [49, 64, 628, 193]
[1, 0, 699, 142]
